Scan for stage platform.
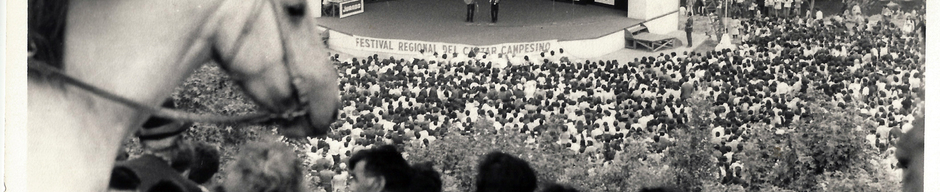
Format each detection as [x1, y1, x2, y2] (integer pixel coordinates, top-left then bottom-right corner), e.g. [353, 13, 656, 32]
[318, 0, 643, 45]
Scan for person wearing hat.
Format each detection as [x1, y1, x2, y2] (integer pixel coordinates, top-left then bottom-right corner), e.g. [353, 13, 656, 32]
[109, 153, 204, 192]
[136, 100, 196, 174]
[111, 97, 203, 191]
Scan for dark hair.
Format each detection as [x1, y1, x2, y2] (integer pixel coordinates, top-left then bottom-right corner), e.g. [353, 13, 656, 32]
[147, 139, 195, 173]
[188, 142, 221, 184]
[409, 162, 443, 192]
[543, 183, 579, 192]
[638, 186, 682, 192]
[109, 167, 141, 190]
[349, 145, 415, 192]
[28, 0, 69, 69]
[475, 151, 537, 192]
[147, 180, 184, 192]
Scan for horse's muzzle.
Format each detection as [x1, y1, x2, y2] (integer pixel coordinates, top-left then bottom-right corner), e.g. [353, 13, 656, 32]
[273, 102, 339, 138]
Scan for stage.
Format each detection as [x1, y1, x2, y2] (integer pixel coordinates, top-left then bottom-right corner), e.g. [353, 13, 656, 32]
[318, 0, 643, 45]
[317, 0, 682, 58]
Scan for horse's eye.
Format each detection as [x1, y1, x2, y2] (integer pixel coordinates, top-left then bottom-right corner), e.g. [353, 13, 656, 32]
[897, 158, 910, 169]
[284, 4, 306, 17]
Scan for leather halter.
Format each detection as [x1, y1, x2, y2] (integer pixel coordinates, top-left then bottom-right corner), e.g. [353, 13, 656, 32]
[26, 0, 312, 124]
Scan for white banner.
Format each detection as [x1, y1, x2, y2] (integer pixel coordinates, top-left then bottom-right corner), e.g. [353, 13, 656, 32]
[351, 35, 559, 56]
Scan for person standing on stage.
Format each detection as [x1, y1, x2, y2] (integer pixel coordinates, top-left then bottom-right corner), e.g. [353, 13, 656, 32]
[685, 17, 693, 48]
[466, 0, 477, 22]
[794, 0, 802, 18]
[748, 0, 757, 17]
[490, 0, 499, 23]
[773, 0, 782, 18]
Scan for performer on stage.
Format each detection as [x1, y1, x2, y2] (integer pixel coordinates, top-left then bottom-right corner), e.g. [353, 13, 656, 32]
[466, 0, 477, 22]
[685, 17, 693, 48]
[490, 0, 499, 23]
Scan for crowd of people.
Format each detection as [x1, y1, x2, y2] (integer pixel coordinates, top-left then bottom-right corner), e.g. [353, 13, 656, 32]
[109, 2, 924, 191]
[312, 8, 923, 190]
[685, 0, 923, 20]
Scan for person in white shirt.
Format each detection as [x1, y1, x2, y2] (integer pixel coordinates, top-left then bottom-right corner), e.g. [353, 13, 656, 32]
[494, 53, 509, 68]
[416, 49, 429, 61]
[815, 9, 823, 20]
[506, 53, 522, 66]
[851, 3, 861, 16]
[793, 0, 802, 18]
[475, 52, 486, 61]
[428, 52, 439, 62]
[450, 52, 465, 64]
[548, 50, 561, 64]
[748, 0, 757, 17]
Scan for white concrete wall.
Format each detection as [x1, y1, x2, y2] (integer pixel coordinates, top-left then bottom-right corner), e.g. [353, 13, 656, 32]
[558, 30, 625, 59]
[628, 0, 678, 20]
[644, 11, 679, 34]
[312, 0, 323, 17]
[627, 0, 647, 20]
[646, 0, 678, 20]
[627, 0, 679, 34]
[325, 29, 372, 57]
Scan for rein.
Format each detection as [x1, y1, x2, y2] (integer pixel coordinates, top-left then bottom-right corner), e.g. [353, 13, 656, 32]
[26, 0, 311, 124]
[27, 60, 305, 124]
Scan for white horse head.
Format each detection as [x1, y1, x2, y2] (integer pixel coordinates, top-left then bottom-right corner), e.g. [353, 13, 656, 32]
[27, 0, 339, 191]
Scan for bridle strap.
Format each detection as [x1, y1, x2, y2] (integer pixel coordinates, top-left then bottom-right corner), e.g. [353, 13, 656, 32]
[268, 0, 313, 113]
[25, 0, 308, 124]
[27, 60, 292, 123]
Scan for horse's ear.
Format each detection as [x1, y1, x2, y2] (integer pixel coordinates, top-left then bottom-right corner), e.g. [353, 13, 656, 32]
[109, 167, 141, 190]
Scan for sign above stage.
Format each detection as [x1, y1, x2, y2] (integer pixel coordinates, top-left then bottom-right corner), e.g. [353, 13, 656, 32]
[351, 35, 559, 56]
[339, 0, 364, 18]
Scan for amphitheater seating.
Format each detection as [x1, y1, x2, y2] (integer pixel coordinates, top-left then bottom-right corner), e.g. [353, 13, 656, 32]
[625, 24, 678, 52]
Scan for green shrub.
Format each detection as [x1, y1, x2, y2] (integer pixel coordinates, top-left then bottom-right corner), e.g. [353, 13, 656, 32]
[665, 97, 721, 192]
[738, 88, 900, 191]
[404, 116, 683, 192]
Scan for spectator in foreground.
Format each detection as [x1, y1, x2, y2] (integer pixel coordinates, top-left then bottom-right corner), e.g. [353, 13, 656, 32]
[188, 142, 221, 186]
[542, 183, 579, 192]
[895, 107, 924, 192]
[109, 151, 203, 192]
[109, 100, 212, 192]
[410, 162, 444, 192]
[217, 140, 307, 192]
[638, 186, 681, 192]
[475, 151, 538, 192]
[349, 145, 442, 192]
[137, 100, 196, 174]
